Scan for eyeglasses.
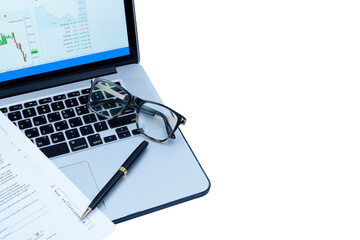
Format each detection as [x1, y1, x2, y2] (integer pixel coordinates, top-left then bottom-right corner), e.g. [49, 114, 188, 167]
[87, 78, 186, 142]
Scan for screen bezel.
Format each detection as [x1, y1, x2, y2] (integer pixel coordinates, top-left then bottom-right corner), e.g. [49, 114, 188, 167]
[0, 0, 139, 98]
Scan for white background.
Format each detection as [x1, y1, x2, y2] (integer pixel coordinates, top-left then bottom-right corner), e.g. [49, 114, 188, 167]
[107, 1, 360, 239]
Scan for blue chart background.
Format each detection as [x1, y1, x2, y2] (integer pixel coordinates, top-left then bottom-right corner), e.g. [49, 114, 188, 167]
[0, 47, 130, 82]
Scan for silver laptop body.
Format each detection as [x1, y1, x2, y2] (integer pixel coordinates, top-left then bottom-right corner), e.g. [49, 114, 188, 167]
[0, 0, 210, 223]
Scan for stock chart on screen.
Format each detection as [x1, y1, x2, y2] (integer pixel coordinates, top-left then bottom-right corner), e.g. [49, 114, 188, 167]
[0, 13, 39, 71]
[34, 0, 92, 61]
[0, 0, 129, 81]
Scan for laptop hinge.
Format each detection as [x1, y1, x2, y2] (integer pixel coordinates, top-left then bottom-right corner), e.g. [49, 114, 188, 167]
[0, 66, 117, 99]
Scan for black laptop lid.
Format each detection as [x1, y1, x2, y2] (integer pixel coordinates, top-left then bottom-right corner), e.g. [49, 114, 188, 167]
[0, 0, 138, 98]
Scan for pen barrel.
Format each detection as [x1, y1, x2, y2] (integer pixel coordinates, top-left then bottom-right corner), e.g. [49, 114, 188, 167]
[122, 140, 149, 171]
[89, 170, 125, 209]
[88, 140, 148, 210]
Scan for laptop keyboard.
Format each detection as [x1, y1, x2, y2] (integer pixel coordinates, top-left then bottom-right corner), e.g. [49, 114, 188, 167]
[0, 82, 141, 159]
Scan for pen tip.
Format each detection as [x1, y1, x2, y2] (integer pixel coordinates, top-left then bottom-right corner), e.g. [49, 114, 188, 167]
[80, 207, 92, 220]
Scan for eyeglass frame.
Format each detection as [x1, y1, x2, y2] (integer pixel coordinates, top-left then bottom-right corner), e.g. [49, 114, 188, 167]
[87, 78, 187, 143]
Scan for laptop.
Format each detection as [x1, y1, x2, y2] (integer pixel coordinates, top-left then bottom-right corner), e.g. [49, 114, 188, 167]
[0, 0, 210, 223]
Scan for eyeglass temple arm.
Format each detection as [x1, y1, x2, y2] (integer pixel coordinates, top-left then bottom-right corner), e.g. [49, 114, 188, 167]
[96, 82, 126, 100]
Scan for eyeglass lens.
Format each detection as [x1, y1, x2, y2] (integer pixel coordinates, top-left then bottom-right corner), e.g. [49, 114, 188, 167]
[89, 81, 179, 141]
[89, 82, 130, 117]
[138, 102, 179, 141]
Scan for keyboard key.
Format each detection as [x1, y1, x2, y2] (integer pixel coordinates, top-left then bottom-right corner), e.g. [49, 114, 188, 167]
[54, 120, 69, 131]
[36, 136, 51, 147]
[68, 117, 83, 127]
[103, 101, 117, 109]
[47, 112, 61, 122]
[51, 132, 65, 143]
[104, 135, 117, 143]
[80, 125, 94, 136]
[51, 101, 65, 111]
[22, 108, 37, 118]
[75, 105, 89, 115]
[61, 109, 75, 119]
[97, 111, 109, 121]
[117, 131, 131, 139]
[69, 138, 88, 151]
[0, 107, 8, 113]
[39, 97, 52, 104]
[40, 124, 55, 135]
[87, 134, 103, 147]
[92, 91, 104, 101]
[18, 119, 32, 130]
[9, 104, 22, 111]
[109, 108, 123, 115]
[33, 115, 47, 126]
[8, 111, 22, 121]
[108, 114, 136, 128]
[78, 95, 88, 105]
[37, 104, 51, 114]
[24, 101, 37, 108]
[94, 121, 108, 132]
[40, 142, 70, 158]
[65, 129, 80, 140]
[65, 98, 79, 108]
[81, 88, 91, 95]
[68, 91, 80, 97]
[53, 94, 66, 101]
[132, 128, 141, 135]
[115, 126, 129, 133]
[25, 128, 40, 138]
[83, 113, 97, 124]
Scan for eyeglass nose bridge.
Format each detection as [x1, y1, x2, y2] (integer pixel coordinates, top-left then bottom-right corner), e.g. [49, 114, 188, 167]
[128, 96, 142, 109]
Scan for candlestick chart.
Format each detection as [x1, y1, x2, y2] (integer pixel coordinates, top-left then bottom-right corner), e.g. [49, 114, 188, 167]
[0, 32, 28, 62]
[0, 17, 36, 71]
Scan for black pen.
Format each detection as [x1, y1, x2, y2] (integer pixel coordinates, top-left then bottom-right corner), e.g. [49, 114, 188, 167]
[81, 140, 149, 220]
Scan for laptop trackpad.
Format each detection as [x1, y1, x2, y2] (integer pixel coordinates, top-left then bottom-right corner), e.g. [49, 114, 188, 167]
[60, 161, 105, 211]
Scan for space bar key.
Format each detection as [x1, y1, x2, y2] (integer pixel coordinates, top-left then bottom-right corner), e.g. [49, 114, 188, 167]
[40, 142, 70, 158]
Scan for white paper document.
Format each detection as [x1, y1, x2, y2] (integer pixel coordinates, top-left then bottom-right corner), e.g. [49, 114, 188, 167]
[0, 113, 114, 240]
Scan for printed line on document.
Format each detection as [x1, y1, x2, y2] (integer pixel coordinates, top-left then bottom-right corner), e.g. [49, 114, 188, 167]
[12, 209, 50, 234]
[9, 206, 47, 230]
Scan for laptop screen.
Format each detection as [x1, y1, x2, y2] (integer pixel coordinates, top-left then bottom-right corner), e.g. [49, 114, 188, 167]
[0, 0, 130, 83]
